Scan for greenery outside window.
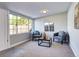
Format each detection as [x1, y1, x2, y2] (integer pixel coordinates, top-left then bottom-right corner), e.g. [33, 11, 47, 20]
[9, 13, 32, 35]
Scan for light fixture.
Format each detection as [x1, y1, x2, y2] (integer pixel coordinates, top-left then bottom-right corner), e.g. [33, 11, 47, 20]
[40, 9, 48, 14]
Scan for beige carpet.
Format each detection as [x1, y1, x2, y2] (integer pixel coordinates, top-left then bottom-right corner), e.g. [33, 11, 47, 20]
[0, 41, 75, 57]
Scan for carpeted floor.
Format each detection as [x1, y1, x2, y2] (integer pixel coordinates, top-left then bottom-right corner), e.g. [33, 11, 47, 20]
[0, 41, 75, 57]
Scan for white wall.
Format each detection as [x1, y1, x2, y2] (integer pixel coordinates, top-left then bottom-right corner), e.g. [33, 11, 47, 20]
[35, 12, 67, 37]
[67, 2, 79, 57]
[10, 33, 30, 47]
[0, 8, 9, 51]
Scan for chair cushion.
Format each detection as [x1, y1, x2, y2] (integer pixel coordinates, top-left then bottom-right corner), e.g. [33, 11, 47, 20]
[42, 32, 49, 40]
[58, 31, 65, 37]
[53, 36, 61, 41]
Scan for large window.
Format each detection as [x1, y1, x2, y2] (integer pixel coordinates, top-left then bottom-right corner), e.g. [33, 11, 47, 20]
[9, 14, 32, 35]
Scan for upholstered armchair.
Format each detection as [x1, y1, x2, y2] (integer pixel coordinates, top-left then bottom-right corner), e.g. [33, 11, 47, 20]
[53, 31, 66, 44]
[32, 31, 42, 41]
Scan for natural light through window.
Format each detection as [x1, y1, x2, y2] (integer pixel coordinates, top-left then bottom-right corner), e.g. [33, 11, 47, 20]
[9, 13, 32, 35]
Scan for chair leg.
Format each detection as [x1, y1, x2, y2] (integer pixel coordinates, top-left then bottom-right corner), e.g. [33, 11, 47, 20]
[61, 41, 63, 44]
[49, 41, 51, 47]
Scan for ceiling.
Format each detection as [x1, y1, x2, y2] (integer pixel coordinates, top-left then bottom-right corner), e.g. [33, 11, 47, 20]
[0, 2, 72, 19]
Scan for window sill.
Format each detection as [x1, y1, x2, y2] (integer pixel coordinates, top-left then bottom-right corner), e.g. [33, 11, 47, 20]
[10, 32, 30, 36]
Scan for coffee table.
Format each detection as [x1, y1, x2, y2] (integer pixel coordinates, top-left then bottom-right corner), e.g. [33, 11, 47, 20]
[38, 38, 52, 47]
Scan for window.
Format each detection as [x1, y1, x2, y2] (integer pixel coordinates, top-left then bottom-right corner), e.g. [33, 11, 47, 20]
[28, 19, 32, 31]
[9, 13, 32, 35]
[9, 14, 17, 34]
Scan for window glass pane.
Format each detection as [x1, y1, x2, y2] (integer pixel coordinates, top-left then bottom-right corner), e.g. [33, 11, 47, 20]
[9, 14, 17, 20]
[17, 16, 21, 19]
[9, 14, 17, 35]
[25, 18, 29, 25]
[9, 14, 13, 20]
[29, 19, 32, 25]
[28, 19, 32, 31]
[9, 25, 17, 35]
[12, 15, 17, 20]
[17, 16, 29, 33]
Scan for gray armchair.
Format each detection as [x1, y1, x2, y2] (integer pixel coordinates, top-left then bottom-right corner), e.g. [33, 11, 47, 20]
[53, 31, 66, 44]
[32, 31, 42, 41]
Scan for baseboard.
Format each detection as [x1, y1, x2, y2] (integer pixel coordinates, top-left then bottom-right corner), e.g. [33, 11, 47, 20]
[70, 43, 78, 57]
[10, 39, 30, 48]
